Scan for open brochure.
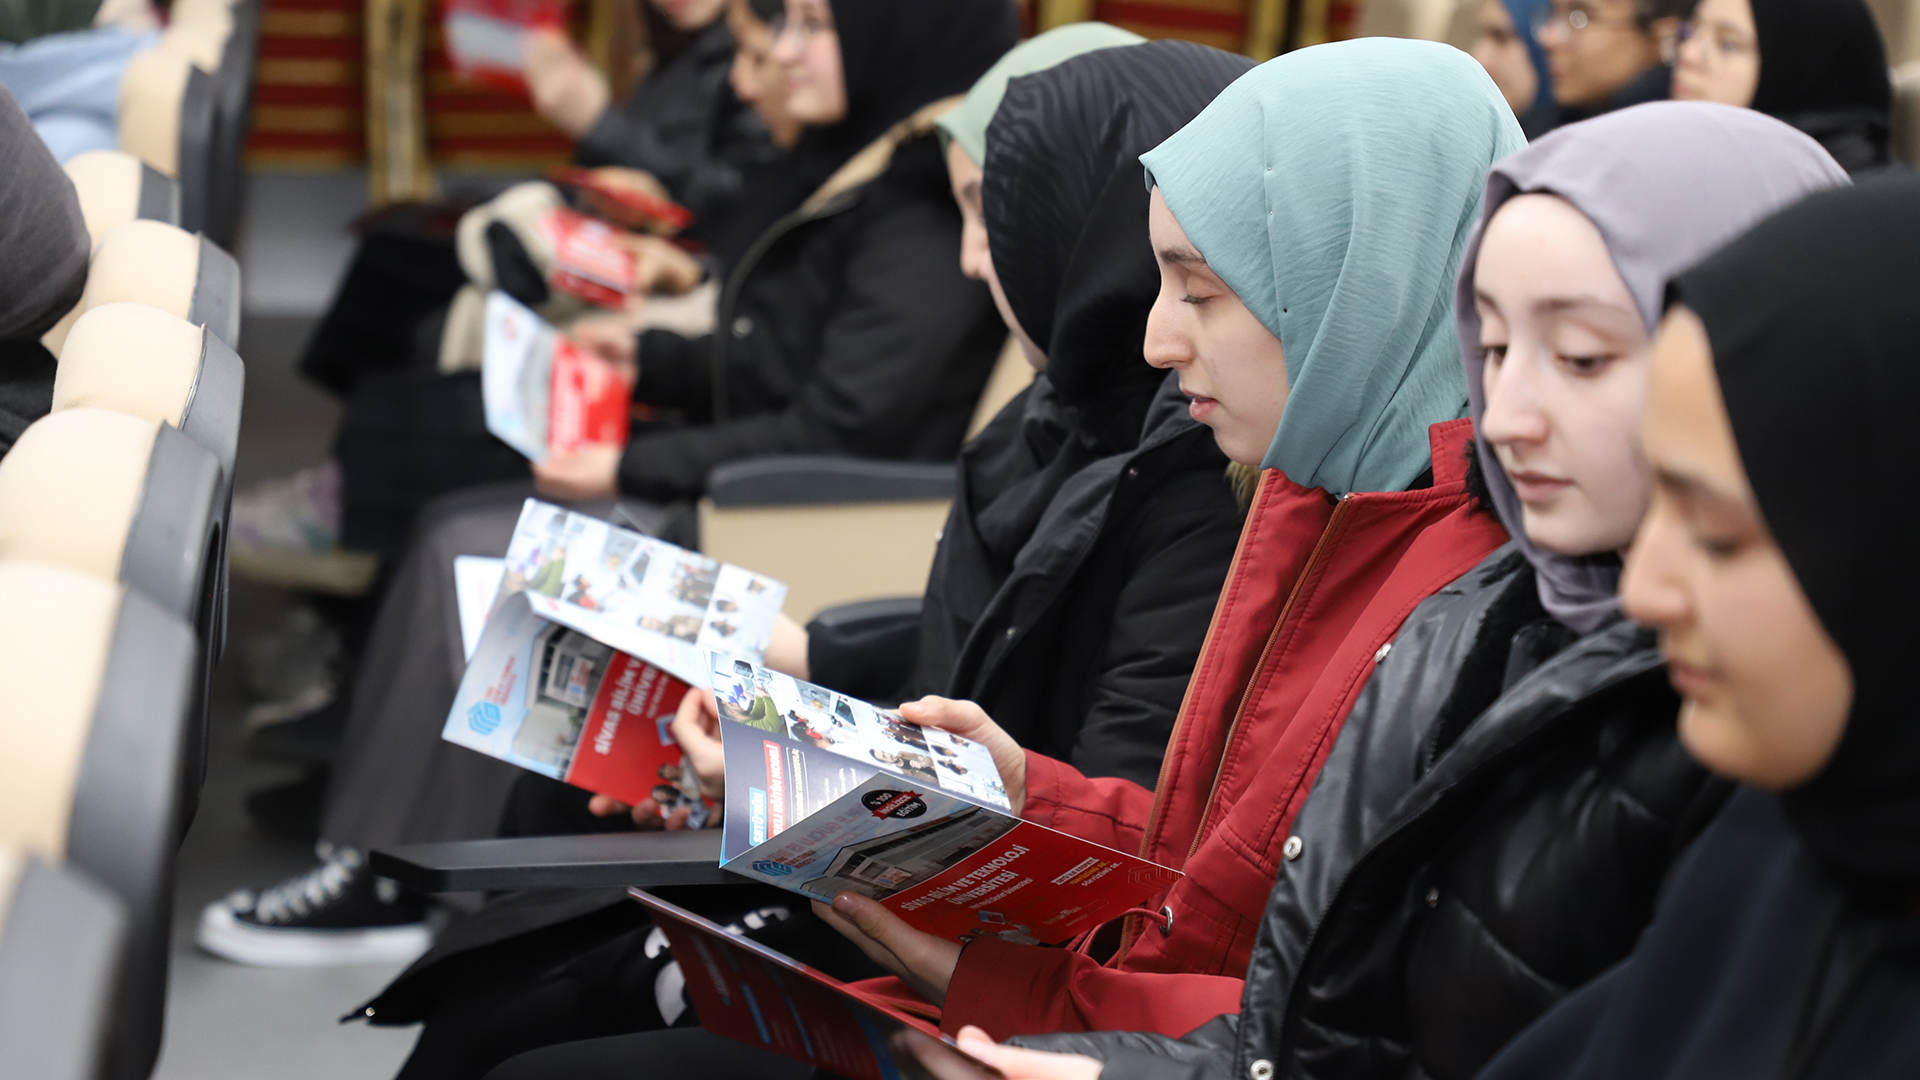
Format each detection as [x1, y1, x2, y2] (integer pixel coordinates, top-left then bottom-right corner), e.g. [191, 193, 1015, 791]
[534, 207, 636, 308]
[441, 501, 786, 807]
[482, 292, 632, 462]
[440, 0, 566, 94]
[631, 889, 999, 1080]
[712, 657, 1181, 947]
[548, 167, 694, 233]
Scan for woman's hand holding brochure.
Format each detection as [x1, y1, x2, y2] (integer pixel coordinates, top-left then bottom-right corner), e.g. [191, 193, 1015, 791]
[898, 697, 1028, 815]
[813, 891, 963, 1006]
[900, 1027, 1104, 1080]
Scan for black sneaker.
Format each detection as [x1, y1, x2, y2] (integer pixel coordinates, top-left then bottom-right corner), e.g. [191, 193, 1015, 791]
[195, 843, 434, 967]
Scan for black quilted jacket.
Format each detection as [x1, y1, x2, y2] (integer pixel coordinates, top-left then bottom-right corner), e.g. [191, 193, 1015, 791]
[1016, 545, 1730, 1080]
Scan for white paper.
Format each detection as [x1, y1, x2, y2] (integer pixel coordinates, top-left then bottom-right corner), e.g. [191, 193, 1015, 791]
[482, 291, 555, 462]
[497, 499, 787, 687]
[455, 555, 508, 661]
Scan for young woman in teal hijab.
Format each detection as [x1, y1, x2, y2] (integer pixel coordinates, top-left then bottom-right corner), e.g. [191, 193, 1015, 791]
[798, 36, 1524, 1044]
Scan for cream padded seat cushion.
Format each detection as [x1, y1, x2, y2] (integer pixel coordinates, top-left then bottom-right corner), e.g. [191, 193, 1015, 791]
[118, 48, 189, 178]
[0, 409, 157, 582]
[42, 221, 201, 355]
[53, 304, 202, 428]
[63, 151, 146, 253]
[161, 0, 233, 73]
[0, 562, 120, 861]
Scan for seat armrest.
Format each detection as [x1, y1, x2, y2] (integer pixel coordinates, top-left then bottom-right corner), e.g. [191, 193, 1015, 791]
[806, 597, 923, 703]
[369, 831, 742, 893]
[706, 456, 958, 507]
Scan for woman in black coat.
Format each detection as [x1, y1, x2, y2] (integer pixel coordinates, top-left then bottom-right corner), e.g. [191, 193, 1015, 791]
[1472, 170, 1920, 1080]
[917, 104, 1850, 1080]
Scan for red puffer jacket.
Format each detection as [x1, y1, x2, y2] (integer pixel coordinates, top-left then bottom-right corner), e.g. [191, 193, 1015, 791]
[852, 419, 1509, 1038]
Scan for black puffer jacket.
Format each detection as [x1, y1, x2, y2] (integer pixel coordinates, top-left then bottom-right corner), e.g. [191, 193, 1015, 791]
[1016, 545, 1729, 1080]
[618, 131, 1004, 499]
[571, 19, 776, 233]
[907, 375, 1240, 787]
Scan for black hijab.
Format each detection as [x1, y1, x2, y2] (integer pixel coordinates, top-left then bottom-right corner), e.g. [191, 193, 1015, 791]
[983, 39, 1256, 455]
[953, 40, 1250, 568]
[1747, 0, 1893, 173]
[1672, 174, 1920, 890]
[708, 0, 1016, 268]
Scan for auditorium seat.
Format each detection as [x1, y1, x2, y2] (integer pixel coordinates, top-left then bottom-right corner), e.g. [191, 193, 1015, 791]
[0, 408, 228, 821]
[42, 219, 241, 356]
[0, 561, 197, 1080]
[116, 45, 218, 240]
[0, 847, 126, 1080]
[62, 150, 183, 250]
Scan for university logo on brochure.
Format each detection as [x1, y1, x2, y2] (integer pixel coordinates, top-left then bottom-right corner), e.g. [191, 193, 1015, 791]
[467, 701, 502, 735]
[751, 860, 793, 877]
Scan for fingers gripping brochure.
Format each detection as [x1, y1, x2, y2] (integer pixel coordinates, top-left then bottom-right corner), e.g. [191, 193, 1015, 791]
[442, 500, 787, 809]
[712, 658, 1181, 946]
[631, 890, 999, 1080]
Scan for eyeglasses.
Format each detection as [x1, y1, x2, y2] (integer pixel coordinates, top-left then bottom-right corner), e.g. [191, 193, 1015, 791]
[1533, 5, 1641, 40]
[1676, 20, 1758, 62]
[768, 9, 834, 45]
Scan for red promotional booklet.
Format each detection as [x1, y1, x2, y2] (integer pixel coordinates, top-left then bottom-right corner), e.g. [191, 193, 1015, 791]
[548, 166, 696, 233]
[443, 501, 787, 810]
[535, 207, 637, 309]
[630, 889, 1002, 1080]
[440, 0, 566, 95]
[712, 657, 1183, 946]
[481, 292, 632, 461]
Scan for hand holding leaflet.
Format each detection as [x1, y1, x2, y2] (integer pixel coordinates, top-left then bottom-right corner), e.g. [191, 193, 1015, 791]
[712, 658, 1181, 947]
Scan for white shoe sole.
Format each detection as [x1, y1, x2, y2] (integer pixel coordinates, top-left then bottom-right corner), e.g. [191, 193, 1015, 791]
[195, 901, 433, 967]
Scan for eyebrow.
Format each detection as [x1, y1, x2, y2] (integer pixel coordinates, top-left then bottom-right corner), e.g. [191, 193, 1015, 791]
[1158, 245, 1207, 266]
[1652, 465, 1749, 513]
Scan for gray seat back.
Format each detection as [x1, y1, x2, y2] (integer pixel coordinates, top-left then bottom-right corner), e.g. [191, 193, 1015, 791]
[0, 857, 127, 1080]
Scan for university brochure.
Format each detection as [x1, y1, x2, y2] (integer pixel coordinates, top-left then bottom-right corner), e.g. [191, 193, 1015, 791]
[482, 291, 631, 462]
[440, 0, 566, 94]
[711, 657, 1181, 946]
[442, 500, 786, 810]
[631, 889, 1000, 1080]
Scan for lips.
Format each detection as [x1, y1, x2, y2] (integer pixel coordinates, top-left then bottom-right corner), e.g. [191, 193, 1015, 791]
[1664, 655, 1718, 698]
[1505, 469, 1572, 503]
[1180, 387, 1218, 422]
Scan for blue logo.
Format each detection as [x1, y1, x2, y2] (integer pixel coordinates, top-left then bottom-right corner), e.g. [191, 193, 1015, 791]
[467, 702, 501, 735]
[751, 859, 792, 877]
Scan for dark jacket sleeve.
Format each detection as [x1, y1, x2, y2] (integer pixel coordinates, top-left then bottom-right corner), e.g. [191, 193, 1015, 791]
[630, 330, 715, 414]
[1010, 1015, 1241, 1080]
[1063, 466, 1240, 784]
[616, 196, 994, 500]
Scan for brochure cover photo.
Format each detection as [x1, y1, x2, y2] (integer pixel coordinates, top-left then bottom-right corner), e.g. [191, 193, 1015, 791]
[630, 889, 992, 1080]
[442, 501, 787, 807]
[712, 658, 1181, 946]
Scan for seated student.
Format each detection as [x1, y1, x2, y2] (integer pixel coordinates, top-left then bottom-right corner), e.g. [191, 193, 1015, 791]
[196, 0, 1016, 968]
[0, 84, 89, 454]
[911, 102, 1850, 1080]
[1672, 0, 1895, 174]
[231, 0, 782, 567]
[1466, 175, 1920, 1080]
[338, 32, 1250, 1080]
[1537, 0, 1688, 124]
[1470, 0, 1559, 136]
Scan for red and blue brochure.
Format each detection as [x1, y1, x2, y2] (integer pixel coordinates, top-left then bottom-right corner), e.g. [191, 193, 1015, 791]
[711, 657, 1182, 946]
[631, 888, 1002, 1080]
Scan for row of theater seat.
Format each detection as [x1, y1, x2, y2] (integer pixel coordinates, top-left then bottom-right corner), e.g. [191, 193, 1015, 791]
[117, 0, 260, 249]
[0, 150, 246, 1080]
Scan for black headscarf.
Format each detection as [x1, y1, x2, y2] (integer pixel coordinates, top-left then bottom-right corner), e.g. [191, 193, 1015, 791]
[952, 40, 1249, 570]
[983, 39, 1256, 455]
[708, 0, 1016, 268]
[1671, 174, 1920, 890]
[1747, 0, 1893, 173]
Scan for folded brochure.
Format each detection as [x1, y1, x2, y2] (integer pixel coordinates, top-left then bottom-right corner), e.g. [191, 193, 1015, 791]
[712, 657, 1181, 946]
[631, 889, 999, 1080]
[482, 291, 632, 462]
[440, 0, 565, 95]
[442, 500, 786, 809]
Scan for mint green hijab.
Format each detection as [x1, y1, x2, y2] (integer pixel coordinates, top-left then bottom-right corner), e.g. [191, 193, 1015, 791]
[934, 22, 1144, 168]
[1141, 38, 1525, 494]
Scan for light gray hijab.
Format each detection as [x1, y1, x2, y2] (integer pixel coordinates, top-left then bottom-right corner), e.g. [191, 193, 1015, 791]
[1457, 101, 1848, 632]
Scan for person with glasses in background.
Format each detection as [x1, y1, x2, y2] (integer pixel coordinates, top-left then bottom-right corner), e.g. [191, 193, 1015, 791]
[1536, 0, 1690, 123]
[1672, 0, 1895, 174]
[1471, 0, 1559, 136]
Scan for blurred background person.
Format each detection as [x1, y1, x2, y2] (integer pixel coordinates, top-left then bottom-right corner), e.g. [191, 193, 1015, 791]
[1672, 0, 1894, 173]
[1538, 0, 1689, 122]
[1471, 0, 1559, 135]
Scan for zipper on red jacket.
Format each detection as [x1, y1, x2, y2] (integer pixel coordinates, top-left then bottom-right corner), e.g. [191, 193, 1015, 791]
[1117, 493, 1357, 956]
[1185, 493, 1356, 861]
